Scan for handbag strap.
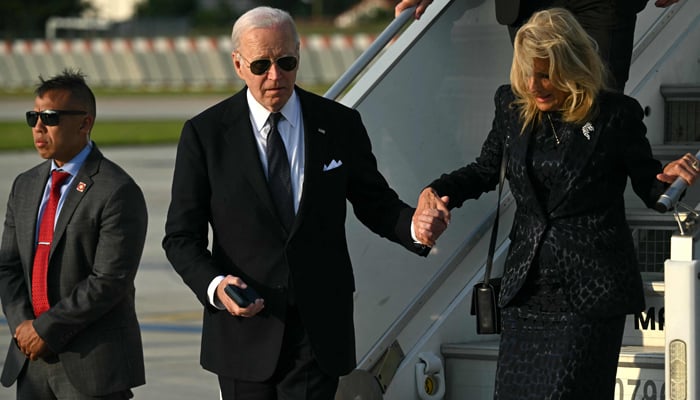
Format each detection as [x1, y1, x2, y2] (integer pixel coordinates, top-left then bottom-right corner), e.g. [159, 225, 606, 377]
[483, 140, 508, 285]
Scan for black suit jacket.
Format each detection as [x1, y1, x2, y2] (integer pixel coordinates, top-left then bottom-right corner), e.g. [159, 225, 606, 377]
[429, 85, 665, 317]
[495, 0, 649, 26]
[0, 146, 147, 395]
[163, 86, 426, 381]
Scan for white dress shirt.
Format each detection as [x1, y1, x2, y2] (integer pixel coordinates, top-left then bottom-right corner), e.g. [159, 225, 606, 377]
[208, 90, 305, 307]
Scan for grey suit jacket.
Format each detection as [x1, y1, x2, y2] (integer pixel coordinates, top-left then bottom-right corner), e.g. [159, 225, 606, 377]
[0, 145, 148, 396]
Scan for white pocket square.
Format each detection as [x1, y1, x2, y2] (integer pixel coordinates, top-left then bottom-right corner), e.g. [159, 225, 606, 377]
[323, 159, 343, 171]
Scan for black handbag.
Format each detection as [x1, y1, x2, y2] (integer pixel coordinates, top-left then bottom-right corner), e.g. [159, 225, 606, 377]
[470, 142, 507, 335]
[471, 278, 502, 334]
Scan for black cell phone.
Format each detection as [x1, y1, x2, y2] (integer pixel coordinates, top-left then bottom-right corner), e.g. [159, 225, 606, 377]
[224, 284, 260, 308]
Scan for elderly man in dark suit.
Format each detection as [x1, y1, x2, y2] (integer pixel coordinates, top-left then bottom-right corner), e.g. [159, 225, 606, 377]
[162, 6, 446, 400]
[0, 70, 147, 399]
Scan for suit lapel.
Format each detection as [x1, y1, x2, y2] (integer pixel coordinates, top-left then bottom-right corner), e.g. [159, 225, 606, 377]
[547, 116, 601, 212]
[295, 89, 327, 232]
[509, 122, 547, 219]
[52, 148, 100, 255]
[222, 91, 286, 232]
[223, 87, 333, 236]
[510, 112, 602, 217]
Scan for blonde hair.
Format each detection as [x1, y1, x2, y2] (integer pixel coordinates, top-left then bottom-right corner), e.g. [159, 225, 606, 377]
[510, 8, 608, 130]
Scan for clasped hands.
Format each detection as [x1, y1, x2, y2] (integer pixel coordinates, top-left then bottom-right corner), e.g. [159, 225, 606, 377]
[413, 187, 450, 247]
[14, 320, 49, 361]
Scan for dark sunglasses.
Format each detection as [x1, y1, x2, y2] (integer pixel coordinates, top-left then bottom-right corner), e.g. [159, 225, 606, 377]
[238, 54, 298, 75]
[26, 110, 87, 127]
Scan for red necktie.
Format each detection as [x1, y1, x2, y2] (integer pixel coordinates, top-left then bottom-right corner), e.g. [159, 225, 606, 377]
[32, 170, 70, 317]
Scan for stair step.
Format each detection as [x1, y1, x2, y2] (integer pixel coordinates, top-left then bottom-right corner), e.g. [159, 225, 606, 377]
[442, 342, 665, 400]
[660, 84, 700, 100]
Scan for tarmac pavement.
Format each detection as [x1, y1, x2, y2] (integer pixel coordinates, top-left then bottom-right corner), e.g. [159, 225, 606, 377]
[0, 144, 221, 399]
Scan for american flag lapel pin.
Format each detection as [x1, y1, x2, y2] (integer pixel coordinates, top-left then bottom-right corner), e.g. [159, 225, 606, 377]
[76, 182, 87, 192]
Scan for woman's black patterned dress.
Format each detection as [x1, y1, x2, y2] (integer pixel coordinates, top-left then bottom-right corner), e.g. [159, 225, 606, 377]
[493, 113, 627, 400]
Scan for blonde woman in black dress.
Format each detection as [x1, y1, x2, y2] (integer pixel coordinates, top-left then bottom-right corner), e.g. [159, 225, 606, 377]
[412, 7, 699, 399]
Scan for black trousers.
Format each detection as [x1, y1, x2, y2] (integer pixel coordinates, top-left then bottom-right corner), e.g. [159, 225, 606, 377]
[218, 307, 339, 400]
[506, 0, 641, 91]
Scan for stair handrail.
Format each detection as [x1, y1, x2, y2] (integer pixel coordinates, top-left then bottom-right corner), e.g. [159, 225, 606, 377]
[325, 0, 508, 381]
[631, 2, 684, 64]
[324, 5, 420, 101]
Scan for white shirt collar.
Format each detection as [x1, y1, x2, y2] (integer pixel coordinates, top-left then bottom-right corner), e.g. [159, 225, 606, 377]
[246, 89, 300, 133]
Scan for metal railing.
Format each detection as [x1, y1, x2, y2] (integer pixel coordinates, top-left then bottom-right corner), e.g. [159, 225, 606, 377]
[324, 6, 416, 101]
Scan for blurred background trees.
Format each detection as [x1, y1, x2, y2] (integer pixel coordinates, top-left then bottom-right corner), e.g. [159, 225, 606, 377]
[0, 0, 393, 39]
[0, 0, 91, 39]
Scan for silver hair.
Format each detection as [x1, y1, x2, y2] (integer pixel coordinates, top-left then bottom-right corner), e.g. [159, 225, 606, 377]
[231, 6, 300, 52]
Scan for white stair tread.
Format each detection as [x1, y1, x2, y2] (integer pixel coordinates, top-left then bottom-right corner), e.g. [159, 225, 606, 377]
[443, 341, 664, 369]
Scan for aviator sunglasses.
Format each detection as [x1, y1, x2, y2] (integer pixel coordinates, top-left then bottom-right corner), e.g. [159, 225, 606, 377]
[26, 110, 87, 127]
[238, 53, 298, 75]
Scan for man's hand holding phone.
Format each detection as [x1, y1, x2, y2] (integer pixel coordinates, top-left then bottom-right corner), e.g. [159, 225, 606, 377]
[217, 276, 264, 317]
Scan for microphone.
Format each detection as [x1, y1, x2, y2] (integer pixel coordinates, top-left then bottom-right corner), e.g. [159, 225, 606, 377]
[654, 149, 700, 213]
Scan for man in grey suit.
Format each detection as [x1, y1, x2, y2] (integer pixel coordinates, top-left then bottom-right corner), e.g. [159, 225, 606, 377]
[0, 70, 147, 399]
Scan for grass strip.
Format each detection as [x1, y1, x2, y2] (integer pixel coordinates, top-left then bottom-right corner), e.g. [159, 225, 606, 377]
[0, 120, 183, 151]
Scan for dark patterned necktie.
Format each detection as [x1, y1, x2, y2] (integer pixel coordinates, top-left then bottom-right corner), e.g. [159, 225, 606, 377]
[32, 169, 70, 316]
[266, 112, 294, 231]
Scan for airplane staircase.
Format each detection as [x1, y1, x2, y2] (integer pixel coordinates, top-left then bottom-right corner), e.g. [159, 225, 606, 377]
[330, 0, 700, 399]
